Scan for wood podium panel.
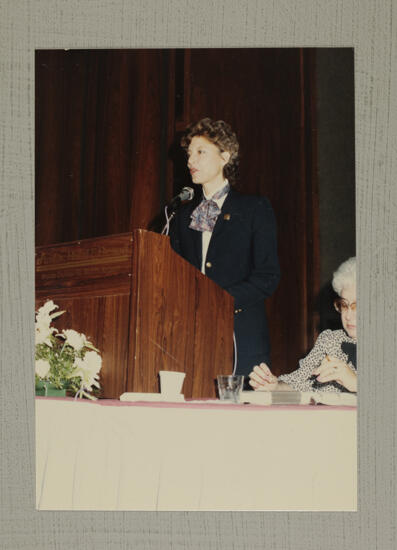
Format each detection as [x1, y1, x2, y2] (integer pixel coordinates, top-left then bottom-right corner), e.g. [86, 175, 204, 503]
[35, 230, 234, 398]
[128, 230, 234, 398]
[36, 234, 134, 398]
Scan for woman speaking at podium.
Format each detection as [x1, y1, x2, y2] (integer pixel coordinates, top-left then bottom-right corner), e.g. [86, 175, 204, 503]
[169, 118, 280, 379]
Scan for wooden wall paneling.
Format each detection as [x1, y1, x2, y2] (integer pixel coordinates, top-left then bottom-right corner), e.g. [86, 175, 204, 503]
[302, 49, 321, 345]
[35, 50, 59, 244]
[81, 49, 166, 237]
[173, 49, 191, 133]
[35, 50, 94, 244]
[35, 50, 75, 245]
[265, 48, 312, 374]
[165, 50, 177, 203]
[36, 50, 167, 246]
[89, 50, 129, 238]
[61, 51, 90, 242]
[78, 51, 101, 240]
[128, 50, 165, 232]
[168, 50, 193, 199]
[36, 50, 102, 244]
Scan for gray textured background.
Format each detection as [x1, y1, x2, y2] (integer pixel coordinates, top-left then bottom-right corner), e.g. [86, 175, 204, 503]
[1, 1, 396, 549]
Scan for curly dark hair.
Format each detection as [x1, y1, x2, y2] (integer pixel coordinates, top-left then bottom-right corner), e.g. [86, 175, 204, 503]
[181, 118, 239, 185]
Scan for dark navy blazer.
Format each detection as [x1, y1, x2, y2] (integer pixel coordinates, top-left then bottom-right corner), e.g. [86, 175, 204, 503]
[169, 187, 280, 377]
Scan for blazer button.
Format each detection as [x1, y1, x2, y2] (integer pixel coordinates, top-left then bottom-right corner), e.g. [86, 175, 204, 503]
[205, 261, 212, 268]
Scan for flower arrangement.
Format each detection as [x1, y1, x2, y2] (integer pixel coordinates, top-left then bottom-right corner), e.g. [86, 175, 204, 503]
[35, 300, 102, 399]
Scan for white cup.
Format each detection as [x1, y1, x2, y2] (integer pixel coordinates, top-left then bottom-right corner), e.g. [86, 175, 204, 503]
[159, 371, 186, 395]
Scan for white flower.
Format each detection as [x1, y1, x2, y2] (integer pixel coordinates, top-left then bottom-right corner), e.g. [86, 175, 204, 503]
[37, 300, 56, 316]
[70, 351, 102, 392]
[35, 323, 54, 346]
[61, 329, 87, 351]
[36, 300, 64, 321]
[34, 301, 102, 398]
[35, 300, 64, 346]
[35, 359, 51, 378]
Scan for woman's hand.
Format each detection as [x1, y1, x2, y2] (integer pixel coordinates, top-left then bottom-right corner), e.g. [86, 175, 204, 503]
[248, 363, 279, 391]
[312, 355, 357, 393]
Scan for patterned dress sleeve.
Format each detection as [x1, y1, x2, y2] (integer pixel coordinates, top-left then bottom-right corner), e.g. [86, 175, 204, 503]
[278, 330, 335, 391]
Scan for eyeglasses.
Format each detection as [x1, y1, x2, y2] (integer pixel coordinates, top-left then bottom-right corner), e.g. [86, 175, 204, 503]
[334, 299, 357, 313]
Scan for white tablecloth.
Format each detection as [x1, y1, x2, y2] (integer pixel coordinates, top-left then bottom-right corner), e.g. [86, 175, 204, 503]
[36, 398, 357, 511]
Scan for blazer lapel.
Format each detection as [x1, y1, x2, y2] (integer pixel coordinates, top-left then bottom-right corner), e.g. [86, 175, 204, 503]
[209, 189, 240, 243]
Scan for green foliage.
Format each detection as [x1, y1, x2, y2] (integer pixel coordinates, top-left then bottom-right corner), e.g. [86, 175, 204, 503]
[35, 336, 84, 390]
[35, 301, 102, 398]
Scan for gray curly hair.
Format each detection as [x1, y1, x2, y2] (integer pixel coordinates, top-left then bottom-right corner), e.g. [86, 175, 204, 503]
[332, 257, 356, 296]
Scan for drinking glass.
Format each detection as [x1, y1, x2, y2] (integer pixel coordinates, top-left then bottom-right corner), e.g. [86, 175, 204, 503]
[217, 375, 244, 403]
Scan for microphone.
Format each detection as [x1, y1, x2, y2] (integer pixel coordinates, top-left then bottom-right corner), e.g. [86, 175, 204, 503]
[161, 187, 194, 235]
[168, 187, 194, 210]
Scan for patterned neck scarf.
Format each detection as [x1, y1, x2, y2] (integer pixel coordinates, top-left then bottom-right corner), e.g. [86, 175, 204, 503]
[189, 183, 230, 232]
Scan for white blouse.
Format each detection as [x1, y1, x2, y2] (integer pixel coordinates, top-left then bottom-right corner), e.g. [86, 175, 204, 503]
[200, 183, 228, 274]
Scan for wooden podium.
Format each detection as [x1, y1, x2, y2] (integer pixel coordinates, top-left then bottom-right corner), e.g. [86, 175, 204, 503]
[35, 230, 234, 398]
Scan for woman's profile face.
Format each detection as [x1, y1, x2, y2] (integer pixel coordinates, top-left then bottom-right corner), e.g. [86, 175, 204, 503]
[187, 136, 229, 189]
[339, 284, 357, 340]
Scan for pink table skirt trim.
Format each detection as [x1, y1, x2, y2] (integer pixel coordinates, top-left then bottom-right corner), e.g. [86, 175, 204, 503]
[35, 396, 356, 411]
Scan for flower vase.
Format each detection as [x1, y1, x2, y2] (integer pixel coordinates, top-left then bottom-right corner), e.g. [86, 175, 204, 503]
[35, 381, 66, 397]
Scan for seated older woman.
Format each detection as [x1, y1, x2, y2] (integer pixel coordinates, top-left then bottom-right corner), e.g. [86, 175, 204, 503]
[249, 257, 357, 393]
